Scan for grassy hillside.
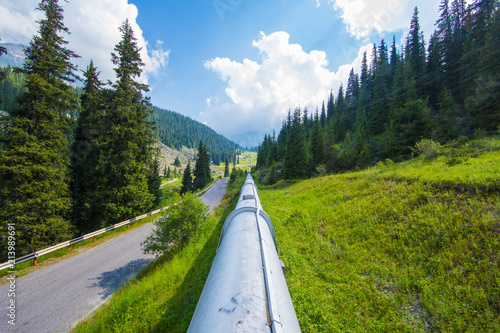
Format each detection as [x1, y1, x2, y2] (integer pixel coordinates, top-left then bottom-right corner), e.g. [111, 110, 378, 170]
[258, 140, 499, 332]
[73, 140, 498, 332]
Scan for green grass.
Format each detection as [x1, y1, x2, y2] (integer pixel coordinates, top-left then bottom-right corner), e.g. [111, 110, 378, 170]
[72, 141, 499, 332]
[359, 137, 500, 192]
[72, 176, 245, 333]
[257, 147, 500, 331]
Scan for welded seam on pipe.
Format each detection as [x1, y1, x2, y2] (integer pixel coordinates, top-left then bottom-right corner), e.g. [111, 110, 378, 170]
[253, 184, 283, 333]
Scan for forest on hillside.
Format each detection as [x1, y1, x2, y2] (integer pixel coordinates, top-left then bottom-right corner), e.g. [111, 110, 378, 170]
[256, 1, 499, 180]
[151, 106, 239, 165]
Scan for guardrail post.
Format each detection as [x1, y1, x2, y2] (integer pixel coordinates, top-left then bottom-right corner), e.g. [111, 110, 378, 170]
[68, 244, 72, 252]
[93, 235, 96, 242]
[34, 255, 37, 267]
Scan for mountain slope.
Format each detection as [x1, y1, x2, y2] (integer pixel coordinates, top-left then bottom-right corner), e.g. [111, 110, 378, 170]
[151, 106, 239, 165]
[0, 43, 26, 68]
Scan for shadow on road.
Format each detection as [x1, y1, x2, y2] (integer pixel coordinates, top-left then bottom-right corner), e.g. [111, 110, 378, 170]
[88, 258, 154, 300]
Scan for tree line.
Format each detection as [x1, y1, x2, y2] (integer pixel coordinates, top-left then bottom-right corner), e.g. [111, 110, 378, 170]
[256, 1, 499, 180]
[0, 0, 161, 260]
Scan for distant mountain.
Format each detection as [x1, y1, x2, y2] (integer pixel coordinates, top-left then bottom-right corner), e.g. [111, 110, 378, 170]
[151, 106, 240, 165]
[0, 43, 26, 67]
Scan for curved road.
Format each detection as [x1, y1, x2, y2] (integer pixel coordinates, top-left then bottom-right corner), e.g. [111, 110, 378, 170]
[0, 178, 228, 333]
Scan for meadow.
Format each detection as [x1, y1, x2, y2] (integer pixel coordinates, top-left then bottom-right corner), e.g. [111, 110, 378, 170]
[258, 144, 499, 331]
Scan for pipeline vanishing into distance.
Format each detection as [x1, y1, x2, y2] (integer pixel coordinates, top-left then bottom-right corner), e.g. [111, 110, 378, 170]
[188, 173, 301, 332]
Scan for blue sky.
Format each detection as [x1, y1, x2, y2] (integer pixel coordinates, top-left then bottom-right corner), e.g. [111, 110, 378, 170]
[0, 0, 452, 147]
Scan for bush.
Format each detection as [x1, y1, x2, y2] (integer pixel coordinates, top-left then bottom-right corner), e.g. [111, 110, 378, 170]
[414, 139, 441, 160]
[141, 195, 208, 256]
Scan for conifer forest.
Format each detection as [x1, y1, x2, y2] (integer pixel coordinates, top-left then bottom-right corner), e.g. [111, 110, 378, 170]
[256, 2, 499, 180]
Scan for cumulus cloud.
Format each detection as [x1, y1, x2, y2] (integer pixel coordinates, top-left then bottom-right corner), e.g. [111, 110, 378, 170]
[203, 31, 373, 147]
[328, 0, 447, 40]
[0, 0, 168, 85]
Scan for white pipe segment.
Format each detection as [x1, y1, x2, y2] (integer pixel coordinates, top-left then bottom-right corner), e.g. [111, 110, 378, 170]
[188, 174, 301, 332]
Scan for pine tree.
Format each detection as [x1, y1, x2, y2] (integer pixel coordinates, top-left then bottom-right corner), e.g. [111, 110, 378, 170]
[283, 108, 309, 179]
[99, 19, 155, 226]
[224, 157, 230, 177]
[180, 161, 193, 194]
[327, 91, 335, 120]
[406, 7, 427, 95]
[167, 166, 172, 178]
[310, 110, 325, 167]
[0, 0, 78, 258]
[174, 156, 181, 167]
[320, 101, 327, 129]
[433, 87, 463, 142]
[193, 140, 211, 190]
[334, 85, 348, 141]
[148, 157, 162, 207]
[384, 98, 432, 158]
[70, 60, 107, 233]
[369, 39, 391, 135]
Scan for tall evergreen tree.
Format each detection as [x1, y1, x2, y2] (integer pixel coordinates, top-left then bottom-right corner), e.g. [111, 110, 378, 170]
[224, 157, 230, 177]
[283, 108, 308, 179]
[311, 110, 325, 167]
[406, 7, 427, 92]
[99, 19, 155, 226]
[148, 157, 162, 207]
[193, 140, 211, 190]
[369, 39, 391, 135]
[320, 101, 327, 129]
[334, 85, 348, 141]
[70, 60, 106, 233]
[0, 0, 78, 258]
[180, 161, 193, 194]
[326, 91, 335, 120]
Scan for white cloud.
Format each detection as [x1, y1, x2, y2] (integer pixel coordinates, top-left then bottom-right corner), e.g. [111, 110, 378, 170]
[328, 0, 451, 40]
[0, 0, 168, 85]
[203, 31, 372, 147]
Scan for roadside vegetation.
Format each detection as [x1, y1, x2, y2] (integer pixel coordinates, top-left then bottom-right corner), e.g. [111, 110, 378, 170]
[72, 172, 246, 333]
[257, 142, 499, 331]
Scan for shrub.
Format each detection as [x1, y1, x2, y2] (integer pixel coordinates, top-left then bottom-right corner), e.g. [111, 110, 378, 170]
[141, 195, 208, 256]
[414, 139, 441, 160]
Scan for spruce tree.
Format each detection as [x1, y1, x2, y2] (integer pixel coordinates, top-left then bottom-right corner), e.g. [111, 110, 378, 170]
[70, 60, 106, 233]
[0, 0, 78, 258]
[148, 157, 162, 207]
[99, 19, 155, 226]
[406, 7, 427, 95]
[311, 110, 325, 167]
[224, 157, 230, 177]
[283, 108, 308, 179]
[180, 161, 193, 194]
[193, 140, 210, 190]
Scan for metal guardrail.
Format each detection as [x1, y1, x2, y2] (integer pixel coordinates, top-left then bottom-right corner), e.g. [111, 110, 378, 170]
[0, 178, 221, 272]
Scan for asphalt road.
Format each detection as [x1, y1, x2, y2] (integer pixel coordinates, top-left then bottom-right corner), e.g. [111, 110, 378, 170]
[0, 178, 228, 333]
